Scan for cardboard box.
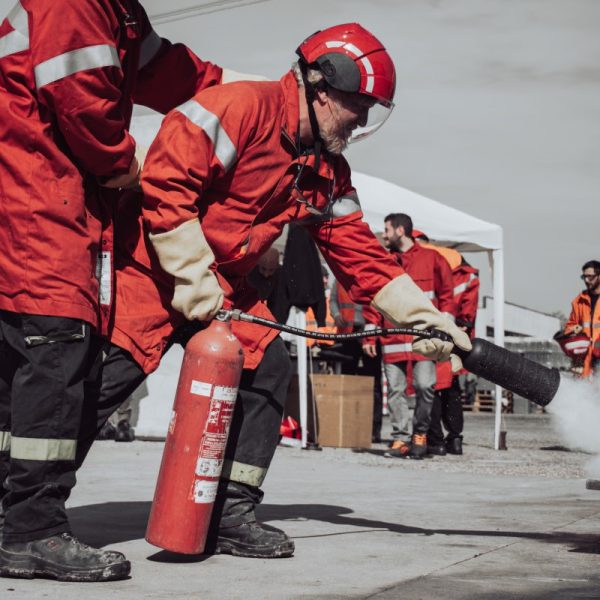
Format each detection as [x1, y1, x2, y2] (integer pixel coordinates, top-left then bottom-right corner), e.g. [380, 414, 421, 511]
[311, 374, 373, 448]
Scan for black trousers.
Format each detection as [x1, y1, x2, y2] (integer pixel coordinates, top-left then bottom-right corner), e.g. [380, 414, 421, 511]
[428, 377, 464, 446]
[0, 311, 104, 543]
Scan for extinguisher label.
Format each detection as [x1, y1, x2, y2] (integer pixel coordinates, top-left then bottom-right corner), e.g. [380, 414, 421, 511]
[213, 386, 238, 402]
[193, 388, 238, 503]
[190, 380, 213, 397]
[193, 479, 219, 504]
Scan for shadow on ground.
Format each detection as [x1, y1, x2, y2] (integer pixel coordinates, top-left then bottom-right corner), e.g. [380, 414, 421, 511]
[67, 502, 600, 556]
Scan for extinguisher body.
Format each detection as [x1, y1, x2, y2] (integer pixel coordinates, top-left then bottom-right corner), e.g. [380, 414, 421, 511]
[146, 319, 244, 554]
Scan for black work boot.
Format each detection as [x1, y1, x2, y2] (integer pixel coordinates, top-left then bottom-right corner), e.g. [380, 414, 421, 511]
[206, 481, 294, 558]
[445, 437, 463, 455]
[115, 420, 135, 442]
[0, 533, 130, 582]
[96, 422, 116, 441]
[407, 433, 428, 460]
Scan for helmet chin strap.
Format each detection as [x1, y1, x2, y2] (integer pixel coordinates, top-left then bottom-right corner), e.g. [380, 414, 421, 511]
[298, 59, 323, 172]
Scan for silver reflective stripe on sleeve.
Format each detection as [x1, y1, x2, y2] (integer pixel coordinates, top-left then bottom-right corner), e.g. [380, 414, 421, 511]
[138, 29, 162, 69]
[0, 1, 29, 59]
[220, 459, 267, 487]
[34, 44, 121, 88]
[0, 431, 10, 452]
[382, 343, 412, 354]
[176, 99, 237, 172]
[582, 321, 591, 328]
[330, 192, 361, 219]
[364, 323, 377, 332]
[10, 437, 77, 461]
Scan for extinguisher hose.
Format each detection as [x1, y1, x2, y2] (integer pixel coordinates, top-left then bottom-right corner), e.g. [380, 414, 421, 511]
[217, 309, 452, 343]
[216, 309, 562, 407]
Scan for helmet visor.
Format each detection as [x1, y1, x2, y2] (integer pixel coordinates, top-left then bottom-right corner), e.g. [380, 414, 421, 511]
[348, 99, 394, 144]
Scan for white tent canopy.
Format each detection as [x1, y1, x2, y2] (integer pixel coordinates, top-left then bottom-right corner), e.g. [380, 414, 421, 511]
[352, 172, 503, 252]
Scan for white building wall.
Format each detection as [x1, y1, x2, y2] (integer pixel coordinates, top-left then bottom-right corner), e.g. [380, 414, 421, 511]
[475, 296, 561, 340]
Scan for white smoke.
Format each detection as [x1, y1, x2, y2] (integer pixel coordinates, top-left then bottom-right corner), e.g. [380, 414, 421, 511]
[546, 375, 600, 478]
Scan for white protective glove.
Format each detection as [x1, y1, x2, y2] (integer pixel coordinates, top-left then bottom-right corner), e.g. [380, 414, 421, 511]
[371, 274, 472, 372]
[103, 145, 147, 189]
[149, 219, 224, 321]
[220, 68, 269, 84]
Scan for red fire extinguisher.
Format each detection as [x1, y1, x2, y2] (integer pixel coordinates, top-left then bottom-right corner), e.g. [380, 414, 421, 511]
[145, 316, 244, 554]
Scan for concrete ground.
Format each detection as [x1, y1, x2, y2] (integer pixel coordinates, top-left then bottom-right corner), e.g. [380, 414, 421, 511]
[2, 413, 599, 599]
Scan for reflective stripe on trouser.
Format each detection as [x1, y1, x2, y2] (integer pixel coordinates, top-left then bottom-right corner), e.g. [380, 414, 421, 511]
[0, 310, 103, 543]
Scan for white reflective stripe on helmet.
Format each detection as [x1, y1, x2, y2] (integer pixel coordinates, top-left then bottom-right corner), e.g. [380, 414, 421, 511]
[382, 343, 412, 354]
[176, 99, 237, 172]
[10, 437, 77, 461]
[564, 340, 591, 354]
[0, 1, 29, 59]
[0, 431, 10, 452]
[34, 44, 121, 88]
[139, 29, 162, 69]
[330, 192, 361, 218]
[221, 459, 267, 487]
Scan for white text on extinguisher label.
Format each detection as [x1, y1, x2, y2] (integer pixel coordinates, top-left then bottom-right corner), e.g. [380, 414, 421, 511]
[193, 387, 238, 503]
[193, 480, 218, 504]
[190, 380, 212, 397]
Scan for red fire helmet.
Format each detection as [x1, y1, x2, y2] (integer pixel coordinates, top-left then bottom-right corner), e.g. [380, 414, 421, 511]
[554, 332, 591, 359]
[296, 23, 396, 142]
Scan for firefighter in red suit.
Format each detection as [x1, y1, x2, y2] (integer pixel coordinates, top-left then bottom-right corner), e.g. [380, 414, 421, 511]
[91, 23, 471, 559]
[414, 234, 479, 456]
[0, 0, 255, 582]
[362, 214, 456, 459]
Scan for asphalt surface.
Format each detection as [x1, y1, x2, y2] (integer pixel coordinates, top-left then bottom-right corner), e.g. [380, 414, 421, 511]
[1, 413, 599, 599]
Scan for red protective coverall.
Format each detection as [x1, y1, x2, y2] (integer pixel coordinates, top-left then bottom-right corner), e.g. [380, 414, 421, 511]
[565, 291, 600, 377]
[112, 72, 406, 373]
[0, 0, 222, 330]
[362, 243, 455, 364]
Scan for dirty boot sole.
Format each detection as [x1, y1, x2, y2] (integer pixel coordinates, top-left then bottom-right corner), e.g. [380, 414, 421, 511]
[215, 538, 295, 558]
[0, 547, 130, 582]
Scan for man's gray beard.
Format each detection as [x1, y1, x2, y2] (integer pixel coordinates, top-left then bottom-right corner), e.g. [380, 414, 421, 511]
[320, 123, 349, 156]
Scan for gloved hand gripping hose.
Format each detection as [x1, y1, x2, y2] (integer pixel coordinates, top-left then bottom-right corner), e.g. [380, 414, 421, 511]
[218, 309, 561, 407]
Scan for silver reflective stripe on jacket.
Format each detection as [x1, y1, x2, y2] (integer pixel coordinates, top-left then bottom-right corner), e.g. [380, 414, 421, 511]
[177, 99, 237, 172]
[330, 191, 361, 219]
[0, 431, 10, 452]
[10, 436, 77, 461]
[139, 29, 162, 69]
[34, 44, 121, 88]
[382, 343, 412, 354]
[453, 273, 477, 296]
[0, 1, 29, 59]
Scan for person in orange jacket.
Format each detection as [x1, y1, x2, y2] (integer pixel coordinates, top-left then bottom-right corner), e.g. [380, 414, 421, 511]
[90, 24, 471, 559]
[362, 214, 456, 459]
[0, 0, 248, 582]
[564, 260, 600, 378]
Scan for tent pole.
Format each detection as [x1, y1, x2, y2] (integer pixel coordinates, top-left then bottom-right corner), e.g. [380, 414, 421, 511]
[295, 308, 309, 449]
[492, 248, 505, 450]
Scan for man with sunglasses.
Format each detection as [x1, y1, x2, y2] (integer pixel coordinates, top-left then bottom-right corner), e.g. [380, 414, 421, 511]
[563, 260, 600, 377]
[96, 23, 472, 560]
